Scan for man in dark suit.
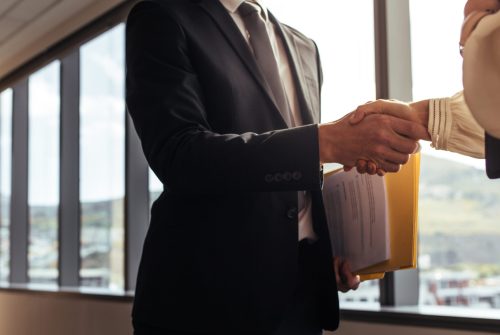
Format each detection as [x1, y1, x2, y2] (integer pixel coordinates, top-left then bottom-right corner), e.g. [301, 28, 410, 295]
[126, 1, 427, 334]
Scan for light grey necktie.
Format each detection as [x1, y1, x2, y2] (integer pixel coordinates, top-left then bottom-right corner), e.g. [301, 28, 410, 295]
[238, 2, 293, 127]
[239, 2, 305, 215]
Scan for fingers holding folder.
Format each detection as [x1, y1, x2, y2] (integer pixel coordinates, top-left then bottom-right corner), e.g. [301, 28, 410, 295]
[334, 257, 361, 292]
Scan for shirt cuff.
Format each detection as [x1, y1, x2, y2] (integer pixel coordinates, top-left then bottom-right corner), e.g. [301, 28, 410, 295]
[428, 91, 485, 158]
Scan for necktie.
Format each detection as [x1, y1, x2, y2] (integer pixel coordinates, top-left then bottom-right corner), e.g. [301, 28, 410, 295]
[239, 2, 305, 215]
[238, 2, 293, 127]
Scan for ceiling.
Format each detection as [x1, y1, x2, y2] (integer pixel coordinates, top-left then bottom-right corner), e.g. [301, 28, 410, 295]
[0, 0, 125, 81]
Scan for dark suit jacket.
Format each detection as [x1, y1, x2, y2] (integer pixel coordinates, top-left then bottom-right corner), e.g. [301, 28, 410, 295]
[126, 0, 339, 333]
[486, 133, 500, 179]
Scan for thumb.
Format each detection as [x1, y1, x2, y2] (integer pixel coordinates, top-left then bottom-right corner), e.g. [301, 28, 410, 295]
[375, 101, 416, 122]
[356, 100, 415, 122]
[349, 109, 366, 125]
[351, 100, 386, 125]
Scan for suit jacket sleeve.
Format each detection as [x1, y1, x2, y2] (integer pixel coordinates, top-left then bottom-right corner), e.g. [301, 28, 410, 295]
[486, 133, 500, 179]
[126, 2, 323, 194]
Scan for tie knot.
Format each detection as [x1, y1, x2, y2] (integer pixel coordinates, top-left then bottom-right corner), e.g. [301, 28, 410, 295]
[239, 1, 264, 19]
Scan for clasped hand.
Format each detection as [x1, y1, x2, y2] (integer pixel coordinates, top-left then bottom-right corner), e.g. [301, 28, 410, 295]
[318, 99, 429, 175]
[345, 99, 430, 175]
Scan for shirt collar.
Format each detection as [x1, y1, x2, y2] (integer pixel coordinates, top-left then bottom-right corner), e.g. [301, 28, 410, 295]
[219, 0, 269, 21]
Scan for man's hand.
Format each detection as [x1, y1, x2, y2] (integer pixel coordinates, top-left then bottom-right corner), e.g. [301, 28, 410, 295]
[334, 257, 360, 293]
[344, 99, 430, 175]
[318, 108, 428, 173]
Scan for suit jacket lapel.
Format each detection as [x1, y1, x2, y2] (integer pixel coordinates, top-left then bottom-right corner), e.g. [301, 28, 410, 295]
[270, 13, 317, 125]
[197, 0, 289, 127]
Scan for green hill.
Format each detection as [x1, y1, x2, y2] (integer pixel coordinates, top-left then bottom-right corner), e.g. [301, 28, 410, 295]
[418, 154, 500, 268]
[419, 154, 500, 235]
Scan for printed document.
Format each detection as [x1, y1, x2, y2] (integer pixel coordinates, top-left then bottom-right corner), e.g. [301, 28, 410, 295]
[322, 170, 390, 272]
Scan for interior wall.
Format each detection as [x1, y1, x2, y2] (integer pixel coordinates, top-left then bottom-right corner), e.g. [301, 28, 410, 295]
[329, 321, 491, 335]
[0, 290, 493, 335]
[0, 291, 133, 335]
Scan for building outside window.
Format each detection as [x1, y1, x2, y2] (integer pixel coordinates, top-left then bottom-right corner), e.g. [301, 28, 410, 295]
[80, 24, 126, 290]
[0, 89, 12, 283]
[411, 0, 500, 309]
[28, 62, 60, 284]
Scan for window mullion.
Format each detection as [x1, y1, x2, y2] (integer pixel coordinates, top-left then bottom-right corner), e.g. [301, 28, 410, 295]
[59, 50, 81, 287]
[10, 79, 29, 284]
[375, 0, 419, 306]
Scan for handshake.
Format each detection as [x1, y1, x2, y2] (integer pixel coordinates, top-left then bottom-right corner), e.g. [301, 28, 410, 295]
[318, 99, 430, 176]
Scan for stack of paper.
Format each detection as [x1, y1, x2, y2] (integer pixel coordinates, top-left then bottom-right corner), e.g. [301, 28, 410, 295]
[322, 154, 420, 281]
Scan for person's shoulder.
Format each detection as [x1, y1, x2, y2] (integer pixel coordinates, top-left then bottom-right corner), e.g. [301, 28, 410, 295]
[280, 23, 317, 52]
[128, 0, 197, 18]
[280, 24, 309, 41]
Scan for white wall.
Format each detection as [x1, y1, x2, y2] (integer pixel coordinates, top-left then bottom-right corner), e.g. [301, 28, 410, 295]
[0, 291, 133, 335]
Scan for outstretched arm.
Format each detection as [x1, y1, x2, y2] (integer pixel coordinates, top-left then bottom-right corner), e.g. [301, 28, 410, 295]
[345, 100, 429, 175]
[347, 95, 485, 175]
[318, 111, 428, 173]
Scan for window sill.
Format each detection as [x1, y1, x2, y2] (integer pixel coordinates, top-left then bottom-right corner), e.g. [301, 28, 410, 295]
[340, 303, 500, 333]
[0, 285, 498, 332]
[0, 283, 134, 302]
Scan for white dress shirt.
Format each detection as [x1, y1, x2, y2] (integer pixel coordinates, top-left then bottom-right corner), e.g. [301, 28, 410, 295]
[219, 0, 316, 241]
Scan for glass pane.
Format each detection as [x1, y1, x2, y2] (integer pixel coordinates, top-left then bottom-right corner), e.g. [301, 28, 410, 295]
[28, 61, 60, 284]
[267, 1, 378, 305]
[149, 169, 162, 209]
[80, 24, 125, 290]
[0, 89, 13, 282]
[267, 0, 376, 123]
[411, 0, 500, 309]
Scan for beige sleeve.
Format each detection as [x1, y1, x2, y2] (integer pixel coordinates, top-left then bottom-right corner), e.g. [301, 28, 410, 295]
[428, 91, 485, 158]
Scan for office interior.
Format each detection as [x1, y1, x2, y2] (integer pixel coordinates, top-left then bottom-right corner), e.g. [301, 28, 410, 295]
[0, 0, 499, 334]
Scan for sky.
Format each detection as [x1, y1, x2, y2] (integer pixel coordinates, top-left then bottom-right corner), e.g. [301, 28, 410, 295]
[25, 25, 126, 205]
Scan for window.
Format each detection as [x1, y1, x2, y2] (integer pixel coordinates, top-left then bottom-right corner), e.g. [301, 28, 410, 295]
[410, 0, 500, 309]
[28, 62, 60, 284]
[80, 24, 125, 290]
[149, 169, 162, 209]
[267, 1, 376, 123]
[267, 0, 378, 305]
[0, 89, 12, 283]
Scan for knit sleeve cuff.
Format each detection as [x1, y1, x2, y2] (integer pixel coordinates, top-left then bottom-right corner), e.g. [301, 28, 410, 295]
[429, 91, 485, 158]
[429, 96, 452, 151]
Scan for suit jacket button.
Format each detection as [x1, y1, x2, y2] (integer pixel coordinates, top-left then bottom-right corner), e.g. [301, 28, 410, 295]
[292, 171, 302, 181]
[287, 207, 298, 219]
[283, 172, 292, 181]
[274, 173, 283, 182]
[265, 174, 274, 183]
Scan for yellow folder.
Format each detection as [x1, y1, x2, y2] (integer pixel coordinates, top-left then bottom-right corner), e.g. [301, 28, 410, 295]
[324, 154, 421, 281]
[356, 154, 420, 281]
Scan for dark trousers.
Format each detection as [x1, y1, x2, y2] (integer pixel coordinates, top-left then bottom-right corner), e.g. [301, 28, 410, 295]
[133, 240, 324, 335]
